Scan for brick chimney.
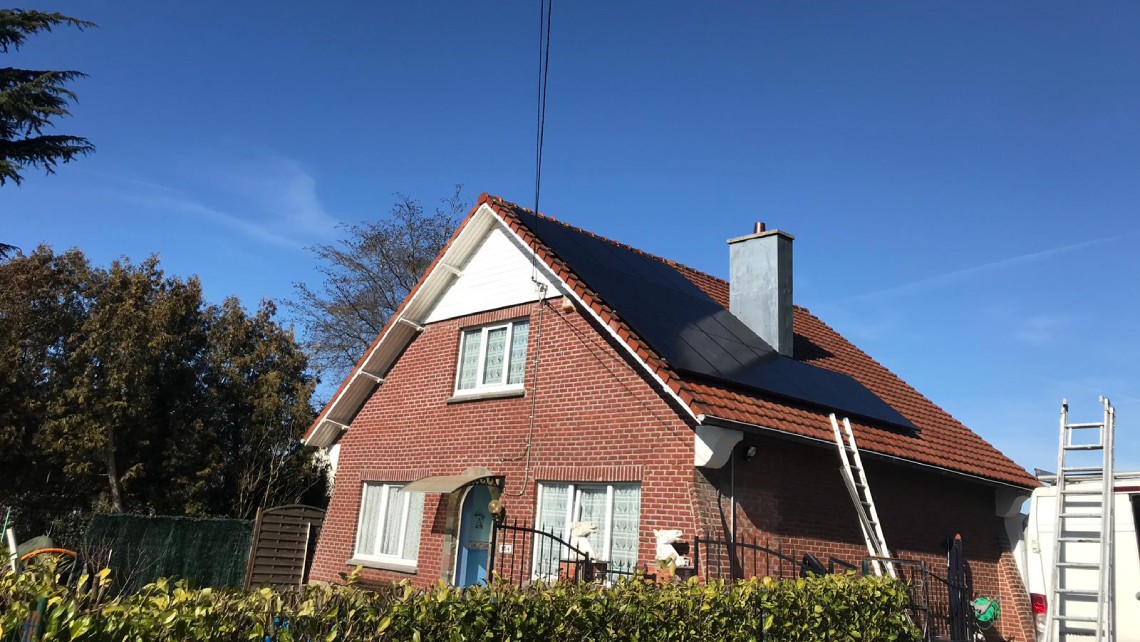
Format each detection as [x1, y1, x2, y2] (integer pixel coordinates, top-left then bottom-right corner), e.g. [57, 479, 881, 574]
[728, 223, 794, 357]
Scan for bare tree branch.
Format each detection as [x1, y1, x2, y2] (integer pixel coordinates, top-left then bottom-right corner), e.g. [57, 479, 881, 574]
[288, 186, 467, 381]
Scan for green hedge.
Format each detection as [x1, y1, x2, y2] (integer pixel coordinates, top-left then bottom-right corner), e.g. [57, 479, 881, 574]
[83, 514, 252, 593]
[2, 558, 920, 641]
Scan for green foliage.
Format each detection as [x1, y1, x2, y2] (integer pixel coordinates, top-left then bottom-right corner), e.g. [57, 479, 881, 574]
[0, 9, 96, 186]
[1, 559, 920, 641]
[0, 247, 326, 545]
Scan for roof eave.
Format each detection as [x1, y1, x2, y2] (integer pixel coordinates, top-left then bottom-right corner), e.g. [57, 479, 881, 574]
[303, 197, 500, 447]
[698, 413, 1038, 490]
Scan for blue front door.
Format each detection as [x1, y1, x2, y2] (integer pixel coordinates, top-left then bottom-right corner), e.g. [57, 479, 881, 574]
[456, 485, 492, 587]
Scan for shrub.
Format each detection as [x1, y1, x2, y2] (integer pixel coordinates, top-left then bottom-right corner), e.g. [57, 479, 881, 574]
[1, 557, 919, 641]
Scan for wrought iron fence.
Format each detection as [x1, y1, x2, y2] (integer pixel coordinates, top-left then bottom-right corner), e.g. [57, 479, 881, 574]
[691, 540, 974, 642]
[487, 523, 971, 642]
[489, 520, 655, 586]
[692, 535, 815, 581]
[827, 555, 859, 573]
[925, 569, 973, 642]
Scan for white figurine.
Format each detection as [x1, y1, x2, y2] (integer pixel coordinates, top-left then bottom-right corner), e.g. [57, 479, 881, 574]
[654, 529, 684, 565]
[570, 521, 598, 559]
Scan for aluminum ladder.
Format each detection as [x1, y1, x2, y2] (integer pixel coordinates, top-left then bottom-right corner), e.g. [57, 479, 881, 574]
[830, 413, 897, 579]
[1043, 397, 1115, 642]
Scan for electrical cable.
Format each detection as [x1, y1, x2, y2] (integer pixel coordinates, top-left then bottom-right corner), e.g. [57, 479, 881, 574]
[502, 0, 555, 497]
[530, 0, 553, 282]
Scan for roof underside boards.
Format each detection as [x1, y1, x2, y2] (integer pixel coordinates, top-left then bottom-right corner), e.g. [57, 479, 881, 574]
[512, 209, 916, 431]
[488, 196, 1036, 488]
[304, 205, 568, 446]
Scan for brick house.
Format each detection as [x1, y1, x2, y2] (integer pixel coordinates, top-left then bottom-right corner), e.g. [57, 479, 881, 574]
[305, 194, 1039, 641]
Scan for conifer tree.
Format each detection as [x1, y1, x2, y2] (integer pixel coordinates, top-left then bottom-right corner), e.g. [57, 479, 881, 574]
[0, 248, 326, 544]
[0, 9, 95, 186]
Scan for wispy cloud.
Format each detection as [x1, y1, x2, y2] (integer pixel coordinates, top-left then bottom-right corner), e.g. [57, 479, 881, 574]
[104, 153, 338, 250]
[207, 155, 338, 239]
[836, 234, 1128, 304]
[117, 191, 304, 249]
[1014, 314, 1071, 346]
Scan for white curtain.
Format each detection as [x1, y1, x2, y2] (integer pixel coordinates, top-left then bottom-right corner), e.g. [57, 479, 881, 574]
[535, 483, 642, 575]
[356, 483, 386, 556]
[610, 484, 641, 571]
[401, 491, 425, 560]
[576, 487, 609, 559]
[379, 485, 406, 557]
[481, 327, 508, 384]
[536, 483, 570, 578]
[507, 321, 529, 385]
[457, 330, 482, 390]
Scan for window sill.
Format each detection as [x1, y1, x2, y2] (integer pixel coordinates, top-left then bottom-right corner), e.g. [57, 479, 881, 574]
[446, 388, 526, 404]
[345, 558, 418, 575]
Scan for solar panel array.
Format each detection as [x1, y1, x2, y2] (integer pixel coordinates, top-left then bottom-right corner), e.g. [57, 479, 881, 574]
[522, 213, 916, 430]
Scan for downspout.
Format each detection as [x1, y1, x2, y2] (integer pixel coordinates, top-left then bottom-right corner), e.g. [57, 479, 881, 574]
[730, 455, 736, 545]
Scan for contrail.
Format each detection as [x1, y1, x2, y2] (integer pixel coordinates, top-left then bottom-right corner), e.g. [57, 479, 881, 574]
[837, 233, 1128, 304]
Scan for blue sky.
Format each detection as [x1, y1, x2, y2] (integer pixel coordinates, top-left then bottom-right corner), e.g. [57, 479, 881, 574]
[2, 1, 1137, 474]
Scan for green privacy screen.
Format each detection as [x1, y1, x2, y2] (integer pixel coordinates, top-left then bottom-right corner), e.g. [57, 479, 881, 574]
[84, 514, 253, 593]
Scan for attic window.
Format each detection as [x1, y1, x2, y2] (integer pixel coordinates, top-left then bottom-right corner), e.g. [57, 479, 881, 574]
[455, 319, 529, 393]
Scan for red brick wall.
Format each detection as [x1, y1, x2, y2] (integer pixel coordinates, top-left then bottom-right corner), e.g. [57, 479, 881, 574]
[694, 435, 1036, 641]
[310, 295, 1035, 640]
[309, 298, 699, 587]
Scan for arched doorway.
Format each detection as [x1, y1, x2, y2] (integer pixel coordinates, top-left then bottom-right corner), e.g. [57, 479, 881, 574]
[455, 484, 493, 587]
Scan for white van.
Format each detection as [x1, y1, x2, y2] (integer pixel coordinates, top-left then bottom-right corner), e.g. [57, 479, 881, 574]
[1022, 472, 1140, 640]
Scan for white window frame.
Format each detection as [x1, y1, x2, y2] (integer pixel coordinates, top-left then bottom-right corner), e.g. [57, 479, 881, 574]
[533, 482, 639, 566]
[352, 482, 421, 569]
[453, 319, 529, 394]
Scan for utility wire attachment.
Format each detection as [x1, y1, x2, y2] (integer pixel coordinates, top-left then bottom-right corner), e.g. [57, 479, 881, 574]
[531, 0, 554, 282]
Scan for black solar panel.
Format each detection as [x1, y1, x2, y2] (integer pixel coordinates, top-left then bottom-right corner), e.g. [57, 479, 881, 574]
[523, 214, 917, 431]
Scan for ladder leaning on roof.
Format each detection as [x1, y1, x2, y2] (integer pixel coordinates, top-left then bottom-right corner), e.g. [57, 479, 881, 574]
[830, 413, 897, 579]
[1043, 397, 1115, 642]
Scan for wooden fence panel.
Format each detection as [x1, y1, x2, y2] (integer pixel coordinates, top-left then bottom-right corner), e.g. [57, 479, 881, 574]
[244, 505, 325, 589]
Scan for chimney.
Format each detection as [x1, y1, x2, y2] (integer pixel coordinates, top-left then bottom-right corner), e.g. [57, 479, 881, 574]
[728, 223, 794, 356]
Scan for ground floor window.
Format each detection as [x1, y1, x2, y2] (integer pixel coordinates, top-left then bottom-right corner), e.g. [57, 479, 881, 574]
[354, 482, 425, 568]
[535, 482, 640, 571]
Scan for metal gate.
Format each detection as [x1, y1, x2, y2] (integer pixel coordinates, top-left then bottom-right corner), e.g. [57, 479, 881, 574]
[488, 519, 598, 585]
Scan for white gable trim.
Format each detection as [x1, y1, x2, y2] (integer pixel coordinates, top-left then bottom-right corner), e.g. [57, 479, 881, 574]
[494, 213, 699, 424]
[424, 225, 555, 323]
[306, 204, 562, 447]
[306, 203, 698, 448]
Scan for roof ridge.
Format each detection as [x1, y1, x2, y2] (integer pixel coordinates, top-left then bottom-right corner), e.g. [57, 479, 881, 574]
[485, 195, 819, 315]
[486, 192, 1032, 487]
[486, 194, 730, 289]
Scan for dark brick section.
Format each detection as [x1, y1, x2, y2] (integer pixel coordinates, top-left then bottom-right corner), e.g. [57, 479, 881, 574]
[694, 435, 1037, 641]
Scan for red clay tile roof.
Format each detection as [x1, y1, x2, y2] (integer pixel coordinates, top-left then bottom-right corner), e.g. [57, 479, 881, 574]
[484, 194, 1036, 488]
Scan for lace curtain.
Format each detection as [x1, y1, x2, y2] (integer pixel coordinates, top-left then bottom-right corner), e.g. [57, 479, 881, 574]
[481, 327, 508, 384]
[507, 321, 529, 385]
[534, 483, 641, 573]
[457, 330, 482, 390]
[576, 487, 609, 560]
[535, 483, 570, 578]
[610, 484, 641, 570]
